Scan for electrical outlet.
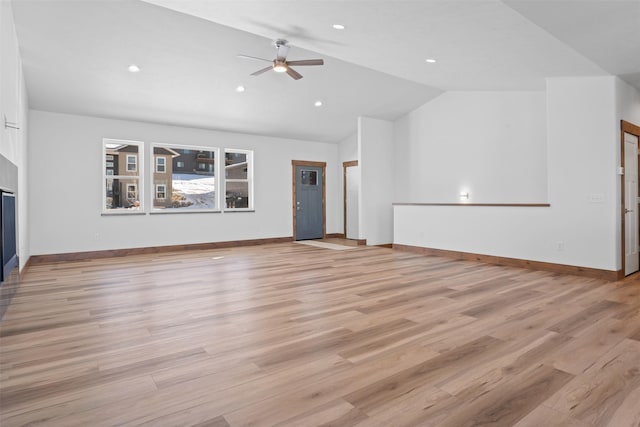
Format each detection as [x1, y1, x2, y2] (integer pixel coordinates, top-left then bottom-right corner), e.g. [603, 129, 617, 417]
[589, 193, 604, 203]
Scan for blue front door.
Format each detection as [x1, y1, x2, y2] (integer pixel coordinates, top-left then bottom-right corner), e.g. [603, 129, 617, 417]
[295, 165, 324, 240]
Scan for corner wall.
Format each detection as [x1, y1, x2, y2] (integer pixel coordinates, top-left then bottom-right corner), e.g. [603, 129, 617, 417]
[616, 78, 640, 269]
[359, 117, 394, 245]
[28, 110, 340, 255]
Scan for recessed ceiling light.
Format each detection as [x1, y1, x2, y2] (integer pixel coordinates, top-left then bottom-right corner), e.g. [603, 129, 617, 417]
[314, 100, 323, 107]
[236, 85, 245, 93]
[128, 64, 140, 73]
[425, 58, 437, 63]
[332, 24, 345, 30]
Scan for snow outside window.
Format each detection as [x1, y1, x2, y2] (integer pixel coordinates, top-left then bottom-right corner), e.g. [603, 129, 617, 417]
[151, 144, 219, 211]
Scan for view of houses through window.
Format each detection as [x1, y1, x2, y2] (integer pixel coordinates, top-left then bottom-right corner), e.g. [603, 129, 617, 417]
[104, 140, 143, 211]
[103, 139, 253, 213]
[152, 145, 217, 211]
[225, 150, 252, 209]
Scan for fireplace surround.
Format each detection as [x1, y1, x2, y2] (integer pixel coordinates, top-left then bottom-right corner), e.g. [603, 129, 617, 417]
[0, 152, 19, 319]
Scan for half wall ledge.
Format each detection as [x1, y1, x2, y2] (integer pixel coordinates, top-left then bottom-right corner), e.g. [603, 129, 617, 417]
[392, 203, 551, 207]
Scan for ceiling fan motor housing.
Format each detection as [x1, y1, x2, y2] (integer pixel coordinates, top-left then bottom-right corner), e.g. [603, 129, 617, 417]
[274, 39, 288, 48]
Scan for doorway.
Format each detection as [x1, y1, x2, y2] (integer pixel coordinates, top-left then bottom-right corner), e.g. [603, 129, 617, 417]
[621, 120, 640, 276]
[292, 160, 326, 240]
[343, 160, 359, 239]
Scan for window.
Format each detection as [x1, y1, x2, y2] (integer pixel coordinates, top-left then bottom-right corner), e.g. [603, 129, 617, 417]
[126, 183, 137, 199]
[156, 156, 166, 173]
[102, 140, 251, 214]
[301, 170, 318, 185]
[151, 144, 218, 211]
[224, 149, 253, 210]
[103, 139, 143, 212]
[126, 155, 137, 172]
[156, 184, 166, 200]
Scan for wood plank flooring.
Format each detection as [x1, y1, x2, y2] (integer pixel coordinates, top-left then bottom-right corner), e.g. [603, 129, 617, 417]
[1, 242, 640, 426]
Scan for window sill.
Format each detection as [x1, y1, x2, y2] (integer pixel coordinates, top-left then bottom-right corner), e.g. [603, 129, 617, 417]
[101, 211, 146, 216]
[149, 209, 222, 215]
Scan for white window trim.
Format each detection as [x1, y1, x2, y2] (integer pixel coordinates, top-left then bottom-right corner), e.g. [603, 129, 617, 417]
[149, 142, 221, 213]
[103, 138, 144, 214]
[224, 149, 254, 211]
[126, 154, 137, 172]
[156, 184, 167, 200]
[156, 156, 166, 173]
[126, 183, 137, 199]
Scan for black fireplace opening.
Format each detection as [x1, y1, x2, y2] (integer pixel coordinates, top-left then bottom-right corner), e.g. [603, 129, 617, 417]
[1, 191, 18, 283]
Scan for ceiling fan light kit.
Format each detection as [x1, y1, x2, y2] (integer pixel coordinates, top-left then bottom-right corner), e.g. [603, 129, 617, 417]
[273, 62, 288, 72]
[238, 39, 324, 80]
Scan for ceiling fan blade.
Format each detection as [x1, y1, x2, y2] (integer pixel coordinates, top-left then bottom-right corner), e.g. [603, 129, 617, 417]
[286, 59, 324, 66]
[276, 44, 290, 61]
[237, 54, 272, 62]
[251, 66, 273, 76]
[286, 66, 303, 80]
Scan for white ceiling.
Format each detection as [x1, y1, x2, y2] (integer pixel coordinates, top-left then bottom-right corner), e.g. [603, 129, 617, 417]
[11, 0, 640, 143]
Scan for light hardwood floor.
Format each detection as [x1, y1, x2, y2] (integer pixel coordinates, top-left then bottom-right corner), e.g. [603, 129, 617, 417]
[1, 242, 640, 426]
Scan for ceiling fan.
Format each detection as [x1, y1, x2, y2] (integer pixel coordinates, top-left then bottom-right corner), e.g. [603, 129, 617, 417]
[238, 39, 324, 80]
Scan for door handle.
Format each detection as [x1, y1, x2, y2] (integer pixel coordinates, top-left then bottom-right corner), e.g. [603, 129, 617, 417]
[626, 209, 634, 213]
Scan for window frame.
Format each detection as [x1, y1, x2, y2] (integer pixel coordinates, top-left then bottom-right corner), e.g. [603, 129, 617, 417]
[126, 183, 137, 199]
[224, 149, 254, 212]
[102, 138, 144, 215]
[149, 143, 221, 213]
[155, 183, 167, 200]
[126, 154, 137, 172]
[156, 156, 166, 173]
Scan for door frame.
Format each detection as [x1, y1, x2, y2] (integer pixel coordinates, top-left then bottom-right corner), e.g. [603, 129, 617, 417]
[343, 160, 358, 237]
[292, 160, 326, 241]
[621, 119, 640, 276]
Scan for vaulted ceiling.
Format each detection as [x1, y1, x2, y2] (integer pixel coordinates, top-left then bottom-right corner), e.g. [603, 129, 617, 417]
[11, 0, 640, 143]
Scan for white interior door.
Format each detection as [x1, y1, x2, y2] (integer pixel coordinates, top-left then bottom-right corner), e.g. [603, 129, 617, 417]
[625, 132, 639, 275]
[346, 165, 360, 239]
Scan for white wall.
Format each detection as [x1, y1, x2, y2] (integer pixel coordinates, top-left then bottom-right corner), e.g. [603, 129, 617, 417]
[337, 131, 358, 235]
[1, 0, 30, 269]
[28, 110, 340, 255]
[617, 78, 640, 125]
[545, 76, 618, 270]
[395, 77, 622, 271]
[359, 116, 394, 245]
[394, 91, 547, 203]
[339, 132, 357, 164]
[615, 77, 640, 268]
